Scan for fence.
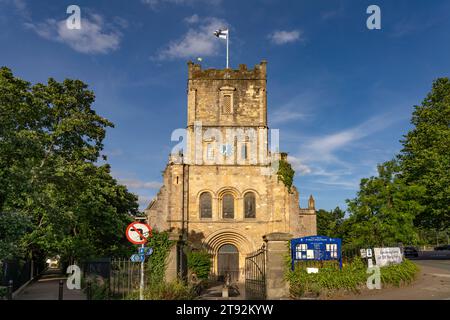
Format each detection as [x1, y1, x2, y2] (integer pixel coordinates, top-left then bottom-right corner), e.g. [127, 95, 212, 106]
[0, 259, 44, 293]
[109, 258, 146, 299]
[82, 258, 111, 279]
[78, 258, 151, 300]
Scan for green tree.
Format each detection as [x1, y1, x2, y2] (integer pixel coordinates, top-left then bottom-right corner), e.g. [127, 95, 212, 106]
[344, 160, 423, 246]
[0, 212, 32, 260]
[0, 67, 138, 262]
[398, 78, 450, 230]
[316, 207, 345, 238]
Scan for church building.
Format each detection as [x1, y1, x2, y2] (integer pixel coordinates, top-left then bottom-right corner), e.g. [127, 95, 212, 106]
[146, 61, 316, 282]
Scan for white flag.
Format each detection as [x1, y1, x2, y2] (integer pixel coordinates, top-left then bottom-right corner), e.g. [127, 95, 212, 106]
[214, 29, 228, 40]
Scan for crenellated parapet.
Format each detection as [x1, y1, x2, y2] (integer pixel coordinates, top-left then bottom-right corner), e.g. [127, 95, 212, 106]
[187, 60, 267, 80]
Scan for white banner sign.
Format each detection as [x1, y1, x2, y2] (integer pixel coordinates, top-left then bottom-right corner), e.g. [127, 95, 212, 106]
[374, 247, 403, 267]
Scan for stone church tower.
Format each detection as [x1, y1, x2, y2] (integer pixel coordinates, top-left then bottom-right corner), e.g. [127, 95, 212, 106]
[146, 61, 316, 282]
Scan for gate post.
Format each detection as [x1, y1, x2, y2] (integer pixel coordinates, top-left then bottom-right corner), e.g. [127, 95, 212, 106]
[263, 232, 292, 299]
[165, 231, 184, 282]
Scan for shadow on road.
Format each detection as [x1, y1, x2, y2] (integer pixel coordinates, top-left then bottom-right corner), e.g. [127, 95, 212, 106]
[14, 267, 86, 300]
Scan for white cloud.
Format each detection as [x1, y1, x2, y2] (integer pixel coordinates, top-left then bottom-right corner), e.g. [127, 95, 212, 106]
[268, 30, 303, 45]
[270, 109, 308, 125]
[141, 0, 221, 10]
[287, 155, 312, 175]
[321, 4, 345, 20]
[153, 16, 228, 60]
[269, 91, 318, 126]
[119, 179, 162, 190]
[315, 178, 360, 189]
[25, 13, 123, 54]
[287, 114, 400, 189]
[0, 0, 30, 19]
[184, 14, 200, 24]
[302, 114, 397, 164]
[137, 195, 154, 208]
[10, 0, 25, 11]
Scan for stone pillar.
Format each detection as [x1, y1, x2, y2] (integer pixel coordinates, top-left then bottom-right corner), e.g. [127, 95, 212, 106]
[165, 231, 182, 282]
[263, 232, 292, 299]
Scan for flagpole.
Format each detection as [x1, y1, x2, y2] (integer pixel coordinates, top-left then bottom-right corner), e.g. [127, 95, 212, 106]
[226, 31, 229, 69]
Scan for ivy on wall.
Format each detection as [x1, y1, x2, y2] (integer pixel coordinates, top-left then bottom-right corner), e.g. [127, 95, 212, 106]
[277, 153, 295, 192]
[186, 249, 212, 280]
[146, 231, 175, 285]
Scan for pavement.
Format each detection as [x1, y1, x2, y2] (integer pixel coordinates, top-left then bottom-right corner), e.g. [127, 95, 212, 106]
[15, 268, 86, 300]
[197, 281, 245, 300]
[334, 260, 450, 300]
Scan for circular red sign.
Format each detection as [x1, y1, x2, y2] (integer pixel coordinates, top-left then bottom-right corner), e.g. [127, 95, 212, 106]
[126, 222, 152, 245]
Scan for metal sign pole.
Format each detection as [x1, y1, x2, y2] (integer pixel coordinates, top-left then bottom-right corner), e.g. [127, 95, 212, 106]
[140, 243, 144, 300]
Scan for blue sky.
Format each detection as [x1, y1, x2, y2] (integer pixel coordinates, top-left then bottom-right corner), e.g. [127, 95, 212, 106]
[1, 0, 449, 211]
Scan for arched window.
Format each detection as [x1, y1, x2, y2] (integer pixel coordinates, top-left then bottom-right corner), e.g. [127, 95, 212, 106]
[199, 192, 212, 218]
[244, 192, 256, 218]
[222, 194, 234, 219]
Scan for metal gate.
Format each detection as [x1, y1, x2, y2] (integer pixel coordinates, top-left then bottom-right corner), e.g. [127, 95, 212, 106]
[245, 244, 266, 300]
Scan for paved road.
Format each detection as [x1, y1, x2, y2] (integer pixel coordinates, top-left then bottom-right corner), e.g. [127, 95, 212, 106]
[15, 268, 86, 300]
[198, 281, 245, 300]
[336, 260, 450, 300]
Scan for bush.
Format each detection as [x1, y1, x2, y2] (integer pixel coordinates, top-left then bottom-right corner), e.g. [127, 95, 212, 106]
[89, 280, 110, 300]
[287, 257, 419, 298]
[0, 286, 7, 299]
[186, 250, 211, 280]
[125, 281, 196, 300]
[146, 281, 196, 300]
[82, 275, 110, 300]
[287, 258, 367, 297]
[380, 259, 419, 287]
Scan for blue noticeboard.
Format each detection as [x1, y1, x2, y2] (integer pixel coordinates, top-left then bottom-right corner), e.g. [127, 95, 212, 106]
[291, 236, 342, 270]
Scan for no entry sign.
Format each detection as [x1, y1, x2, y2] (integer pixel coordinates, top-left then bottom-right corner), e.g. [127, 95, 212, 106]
[126, 221, 152, 245]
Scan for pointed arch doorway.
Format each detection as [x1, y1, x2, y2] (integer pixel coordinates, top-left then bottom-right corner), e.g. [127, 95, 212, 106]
[217, 244, 239, 282]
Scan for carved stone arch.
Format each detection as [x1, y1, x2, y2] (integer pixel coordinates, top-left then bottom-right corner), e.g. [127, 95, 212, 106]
[241, 188, 261, 199]
[196, 189, 217, 199]
[203, 228, 254, 255]
[219, 85, 236, 92]
[202, 228, 255, 281]
[216, 186, 241, 198]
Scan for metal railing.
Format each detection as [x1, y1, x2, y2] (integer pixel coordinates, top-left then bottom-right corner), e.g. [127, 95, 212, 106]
[245, 244, 266, 300]
[0, 259, 44, 298]
[109, 258, 144, 299]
